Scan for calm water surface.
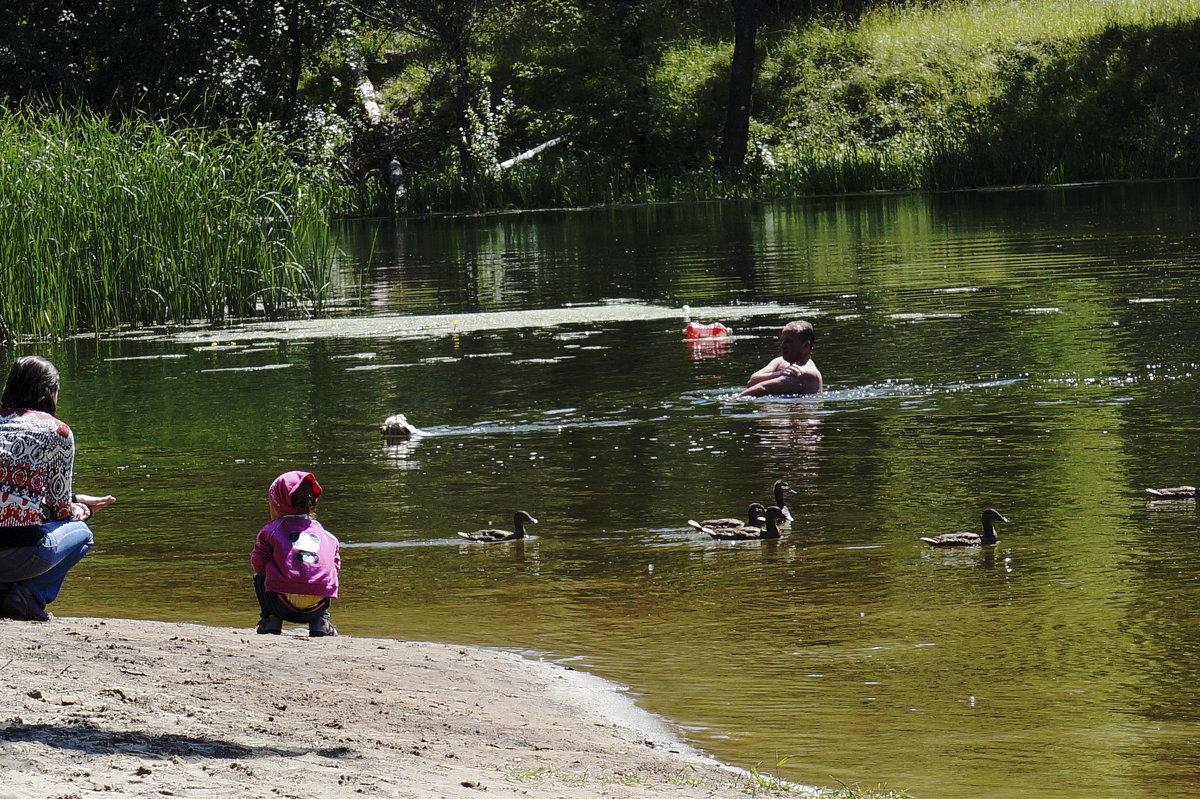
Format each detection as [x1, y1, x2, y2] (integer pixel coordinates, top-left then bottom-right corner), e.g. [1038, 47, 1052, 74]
[36, 182, 1200, 798]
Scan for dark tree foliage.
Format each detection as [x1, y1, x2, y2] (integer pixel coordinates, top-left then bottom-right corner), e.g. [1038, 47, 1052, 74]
[361, 0, 519, 176]
[584, 0, 654, 171]
[0, 1, 354, 122]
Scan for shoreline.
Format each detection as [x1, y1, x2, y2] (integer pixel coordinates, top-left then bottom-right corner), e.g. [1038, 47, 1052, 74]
[0, 616, 811, 798]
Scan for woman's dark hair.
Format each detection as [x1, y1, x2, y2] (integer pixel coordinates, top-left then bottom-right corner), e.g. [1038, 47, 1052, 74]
[2, 356, 59, 414]
[290, 481, 319, 515]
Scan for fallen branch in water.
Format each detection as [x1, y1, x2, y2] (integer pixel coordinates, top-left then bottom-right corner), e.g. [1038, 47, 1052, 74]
[499, 135, 570, 170]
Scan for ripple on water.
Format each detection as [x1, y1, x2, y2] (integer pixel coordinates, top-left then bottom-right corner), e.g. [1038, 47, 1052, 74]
[103, 354, 188, 361]
[200, 363, 292, 373]
[345, 362, 418, 371]
[886, 312, 963, 321]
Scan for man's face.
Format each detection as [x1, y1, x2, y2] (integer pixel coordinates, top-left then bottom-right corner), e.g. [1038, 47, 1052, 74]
[779, 331, 811, 364]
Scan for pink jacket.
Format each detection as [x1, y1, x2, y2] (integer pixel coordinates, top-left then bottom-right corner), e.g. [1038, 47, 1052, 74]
[251, 515, 340, 597]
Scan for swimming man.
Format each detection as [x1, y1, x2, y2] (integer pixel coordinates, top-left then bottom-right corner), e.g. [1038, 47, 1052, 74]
[738, 320, 823, 397]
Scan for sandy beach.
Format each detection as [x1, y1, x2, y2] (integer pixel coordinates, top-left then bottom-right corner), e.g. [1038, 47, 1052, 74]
[0, 617, 803, 799]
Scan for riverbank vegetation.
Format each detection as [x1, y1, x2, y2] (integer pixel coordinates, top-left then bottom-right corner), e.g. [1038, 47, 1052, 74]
[7, 1, 1200, 218]
[368, 0, 1200, 211]
[0, 109, 339, 339]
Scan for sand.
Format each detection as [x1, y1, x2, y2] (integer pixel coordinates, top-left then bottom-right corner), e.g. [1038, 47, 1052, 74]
[0, 617, 803, 799]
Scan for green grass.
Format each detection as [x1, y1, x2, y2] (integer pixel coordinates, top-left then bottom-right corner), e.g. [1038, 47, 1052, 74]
[860, 0, 1200, 50]
[0, 106, 342, 339]
[819, 786, 915, 799]
[748, 0, 1200, 192]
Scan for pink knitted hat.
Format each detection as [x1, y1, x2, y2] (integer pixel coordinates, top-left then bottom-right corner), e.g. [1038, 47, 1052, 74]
[268, 471, 322, 515]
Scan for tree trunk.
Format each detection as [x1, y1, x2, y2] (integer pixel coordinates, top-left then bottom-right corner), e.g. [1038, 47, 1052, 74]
[287, 0, 303, 125]
[716, 0, 757, 172]
[614, 0, 651, 172]
[450, 39, 476, 178]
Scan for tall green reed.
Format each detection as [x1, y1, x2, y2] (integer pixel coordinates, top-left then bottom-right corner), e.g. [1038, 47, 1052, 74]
[0, 108, 340, 339]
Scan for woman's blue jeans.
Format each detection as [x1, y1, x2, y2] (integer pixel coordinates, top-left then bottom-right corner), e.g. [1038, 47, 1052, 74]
[0, 521, 94, 607]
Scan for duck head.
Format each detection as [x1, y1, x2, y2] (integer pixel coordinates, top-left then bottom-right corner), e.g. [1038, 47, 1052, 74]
[513, 510, 538, 535]
[761, 506, 788, 538]
[982, 509, 1008, 525]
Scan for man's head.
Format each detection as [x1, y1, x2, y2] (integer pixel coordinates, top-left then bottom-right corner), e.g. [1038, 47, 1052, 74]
[779, 320, 814, 364]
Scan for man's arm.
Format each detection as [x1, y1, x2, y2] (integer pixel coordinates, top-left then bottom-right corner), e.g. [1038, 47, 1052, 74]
[745, 357, 788, 388]
[738, 365, 821, 397]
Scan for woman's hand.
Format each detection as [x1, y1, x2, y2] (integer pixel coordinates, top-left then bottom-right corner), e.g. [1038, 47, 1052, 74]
[75, 494, 116, 510]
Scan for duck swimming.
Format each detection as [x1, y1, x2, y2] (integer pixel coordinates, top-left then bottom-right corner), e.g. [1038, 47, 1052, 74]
[1145, 486, 1198, 498]
[457, 511, 538, 543]
[697, 506, 787, 541]
[920, 509, 1008, 547]
[771, 479, 798, 523]
[689, 503, 767, 535]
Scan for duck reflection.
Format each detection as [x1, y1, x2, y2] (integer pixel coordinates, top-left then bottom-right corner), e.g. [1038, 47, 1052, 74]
[920, 544, 1015, 574]
[455, 535, 540, 573]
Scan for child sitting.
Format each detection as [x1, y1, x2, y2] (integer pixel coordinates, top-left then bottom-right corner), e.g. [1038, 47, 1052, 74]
[251, 470, 340, 637]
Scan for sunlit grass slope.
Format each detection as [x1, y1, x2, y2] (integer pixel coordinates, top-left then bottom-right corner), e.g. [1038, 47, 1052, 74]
[748, 0, 1200, 192]
[0, 109, 337, 339]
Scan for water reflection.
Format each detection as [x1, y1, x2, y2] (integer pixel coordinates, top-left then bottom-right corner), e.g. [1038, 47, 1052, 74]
[379, 437, 424, 469]
[685, 337, 730, 360]
[41, 182, 1200, 799]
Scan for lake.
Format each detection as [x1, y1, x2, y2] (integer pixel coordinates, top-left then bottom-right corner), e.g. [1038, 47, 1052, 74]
[36, 181, 1200, 798]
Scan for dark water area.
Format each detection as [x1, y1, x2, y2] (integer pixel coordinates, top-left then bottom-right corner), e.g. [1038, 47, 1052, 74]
[32, 181, 1200, 798]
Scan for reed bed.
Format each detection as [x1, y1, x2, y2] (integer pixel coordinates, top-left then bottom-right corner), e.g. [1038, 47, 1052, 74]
[0, 109, 339, 339]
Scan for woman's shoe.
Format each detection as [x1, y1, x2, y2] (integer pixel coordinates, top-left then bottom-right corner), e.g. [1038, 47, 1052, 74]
[1, 584, 51, 621]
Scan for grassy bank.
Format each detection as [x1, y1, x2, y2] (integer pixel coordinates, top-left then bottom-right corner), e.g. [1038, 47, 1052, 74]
[370, 0, 1200, 212]
[752, 0, 1200, 192]
[0, 109, 341, 339]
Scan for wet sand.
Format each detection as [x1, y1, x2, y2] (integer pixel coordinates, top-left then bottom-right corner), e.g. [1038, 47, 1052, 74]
[0, 617, 805, 798]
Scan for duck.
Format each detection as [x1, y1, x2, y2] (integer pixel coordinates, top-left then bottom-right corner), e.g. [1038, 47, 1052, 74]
[688, 503, 767, 535]
[380, 413, 425, 438]
[457, 511, 538, 543]
[920, 509, 1008, 547]
[697, 506, 787, 541]
[1145, 486, 1198, 498]
[771, 479, 798, 523]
